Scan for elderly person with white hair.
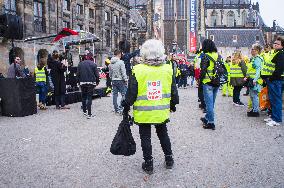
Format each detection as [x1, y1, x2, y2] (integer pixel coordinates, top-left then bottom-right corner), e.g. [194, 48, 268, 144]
[122, 39, 179, 174]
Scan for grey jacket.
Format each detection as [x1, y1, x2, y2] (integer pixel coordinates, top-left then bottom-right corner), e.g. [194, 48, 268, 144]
[109, 57, 128, 81]
[7, 63, 26, 78]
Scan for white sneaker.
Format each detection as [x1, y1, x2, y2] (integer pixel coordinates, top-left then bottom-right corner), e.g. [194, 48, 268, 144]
[87, 114, 95, 119]
[264, 117, 272, 123]
[266, 120, 280, 127]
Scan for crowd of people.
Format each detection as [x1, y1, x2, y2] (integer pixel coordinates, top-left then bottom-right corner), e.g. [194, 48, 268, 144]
[193, 37, 284, 129]
[3, 36, 284, 175]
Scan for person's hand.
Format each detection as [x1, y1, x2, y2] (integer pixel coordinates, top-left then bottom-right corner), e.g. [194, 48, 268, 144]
[243, 77, 248, 81]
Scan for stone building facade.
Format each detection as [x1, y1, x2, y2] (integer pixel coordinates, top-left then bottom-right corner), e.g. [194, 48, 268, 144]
[0, 0, 130, 75]
[197, 0, 265, 58]
[163, 0, 189, 53]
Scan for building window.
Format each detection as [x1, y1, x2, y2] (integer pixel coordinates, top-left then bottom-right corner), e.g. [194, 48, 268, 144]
[210, 35, 214, 41]
[89, 9, 94, 19]
[105, 12, 110, 21]
[76, 4, 84, 15]
[211, 10, 218, 27]
[122, 18, 127, 27]
[77, 24, 83, 30]
[106, 29, 111, 47]
[177, 0, 185, 19]
[63, 21, 70, 28]
[34, 1, 45, 32]
[241, 10, 247, 26]
[4, 0, 16, 14]
[256, 35, 260, 41]
[63, 0, 70, 11]
[114, 15, 119, 24]
[227, 11, 235, 27]
[233, 35, 237, 42]
[89, 27, 94, 34]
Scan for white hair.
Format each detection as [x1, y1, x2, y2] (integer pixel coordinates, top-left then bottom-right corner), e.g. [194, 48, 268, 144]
[140, 39, 165, 60]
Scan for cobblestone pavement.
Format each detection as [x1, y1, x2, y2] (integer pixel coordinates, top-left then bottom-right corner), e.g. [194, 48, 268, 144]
[0, 86, 284, 188]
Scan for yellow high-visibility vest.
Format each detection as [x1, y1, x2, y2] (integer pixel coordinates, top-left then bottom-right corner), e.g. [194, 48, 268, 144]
[132, 63, 172, 124]
[35, 67, 46, 82]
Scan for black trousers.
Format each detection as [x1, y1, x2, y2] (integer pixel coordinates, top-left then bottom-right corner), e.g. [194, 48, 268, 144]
[139, 123, 172, 161]
[233, 86, 243, 103]
[81, 84, 95, 115]
[55, 95, 65, 108]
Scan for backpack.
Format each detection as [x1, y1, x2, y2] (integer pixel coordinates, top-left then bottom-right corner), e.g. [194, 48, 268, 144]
[205, 54, 228, 86]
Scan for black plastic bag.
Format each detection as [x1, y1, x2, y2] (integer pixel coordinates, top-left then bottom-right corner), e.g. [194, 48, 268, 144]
[110, 114, 136, 156]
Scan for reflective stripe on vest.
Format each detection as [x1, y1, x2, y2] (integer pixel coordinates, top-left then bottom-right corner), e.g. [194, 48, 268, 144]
[35, 67, 46, 82]
[230, 64, 244, 78]
[133, 63, 172, 124]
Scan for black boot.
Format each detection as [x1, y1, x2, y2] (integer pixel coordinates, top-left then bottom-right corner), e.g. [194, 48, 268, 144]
[247, 110, 260, 117]
[165, 155, 174, 169]
[142, 159, 153, 175]
[203, 123, 215, 130]
[200, 117, 208, 125]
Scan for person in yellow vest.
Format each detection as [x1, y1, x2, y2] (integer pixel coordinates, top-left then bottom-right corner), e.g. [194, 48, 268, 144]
[230, 52, 247, 106]
[199, 39, 222, 130]
[245, 44, 263, 117]
[222, 56, 233, 97]
[34, 58, 48, 110]
[262, 37, 284, 126]
[122, 39, 179, 174]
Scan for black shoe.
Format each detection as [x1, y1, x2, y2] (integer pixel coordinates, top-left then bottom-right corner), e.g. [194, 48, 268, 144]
[203, 123, 215, 130]
[165, 155, 174, 169]
[142, 159, 153, 175]
[200, 117, 208, 125]
[247, 111, 260, 117]
[237, 102, 245, 106]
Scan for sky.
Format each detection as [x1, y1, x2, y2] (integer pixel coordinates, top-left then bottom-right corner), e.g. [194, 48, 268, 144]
[253, 0, 284, 27]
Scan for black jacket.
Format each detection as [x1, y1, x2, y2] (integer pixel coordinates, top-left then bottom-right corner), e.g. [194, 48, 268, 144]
[77, 60, 100, 85]
[271, 49, 284, 81]
[48, 58, 66, 96]
[121, 50, 140, 76]
[123, 69, 179, 114]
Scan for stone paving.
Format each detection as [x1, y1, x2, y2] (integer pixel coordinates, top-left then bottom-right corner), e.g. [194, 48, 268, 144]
[0, 87, 284, 187]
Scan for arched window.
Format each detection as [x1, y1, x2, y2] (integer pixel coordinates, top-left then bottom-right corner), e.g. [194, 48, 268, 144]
[242, 10, 247, 26]
[211, 10, 218, 27]
[227, 11, 235, 27]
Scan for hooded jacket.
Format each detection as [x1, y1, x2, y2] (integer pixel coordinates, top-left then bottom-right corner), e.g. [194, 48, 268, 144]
[109, 57, 128, 81]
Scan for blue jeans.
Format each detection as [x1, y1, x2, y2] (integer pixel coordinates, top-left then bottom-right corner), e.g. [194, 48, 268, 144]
[36, 82, 47, 104]
[267, 80, 282, 122]
[203, 84, 219, 124]
[112, 80, 127, 112]
[249, 88, 259, 112]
